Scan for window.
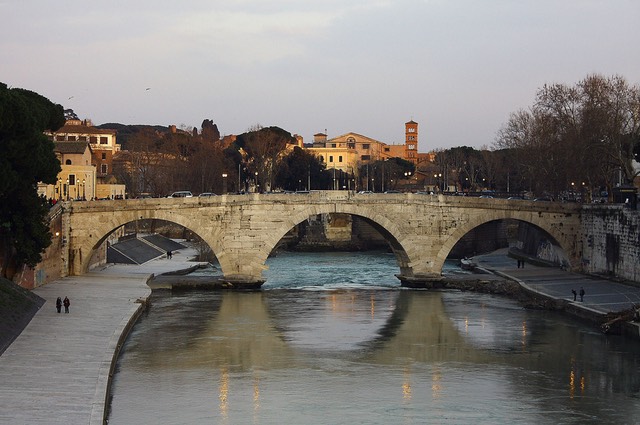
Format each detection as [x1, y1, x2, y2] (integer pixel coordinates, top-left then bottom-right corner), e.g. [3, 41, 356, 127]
[408, 128, 416, 133]
[384, 147, 390, 152]
[338, 156, 343, 162]
[331, 143, 337, 148]
[408, 135, 416, 141]
[101, 164, 108, 174]
[65, 159, 72, 165]
[362, 144, 370, 149]
[347, 137, 356, 149]
[408, 144, 415, 150]
[67, 135, 76, 141]
[90, 136, 98, 143]
[101, 153, 107, 160]
[56, 135, 65, 141]
[69, 175, 76, 185]
[329, 156, 334, 163]
[100, 136, 108, 144]
[78, 136, 87, 141]
[361, 155, 370, 161]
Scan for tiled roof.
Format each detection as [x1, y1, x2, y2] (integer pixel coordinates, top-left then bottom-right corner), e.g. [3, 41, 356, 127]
[54, 141, 91, 154]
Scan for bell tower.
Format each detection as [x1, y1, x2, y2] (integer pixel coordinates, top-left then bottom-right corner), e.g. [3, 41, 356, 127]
[405, 120, 418, 164]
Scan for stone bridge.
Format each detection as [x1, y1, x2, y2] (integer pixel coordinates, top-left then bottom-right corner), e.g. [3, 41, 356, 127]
[61, 191, 582, 288]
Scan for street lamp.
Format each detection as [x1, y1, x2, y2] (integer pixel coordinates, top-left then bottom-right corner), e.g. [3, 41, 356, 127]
[254, 171, 259, 193]
[65, 179, 69, 201]
[82, 179, 86, 200]
[222, 173, 228, 194]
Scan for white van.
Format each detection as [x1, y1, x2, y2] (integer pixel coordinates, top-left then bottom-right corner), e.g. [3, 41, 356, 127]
[168, 191, 193, 198]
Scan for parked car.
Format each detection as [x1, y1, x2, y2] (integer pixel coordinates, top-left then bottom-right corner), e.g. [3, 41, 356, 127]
[198, 192, 217, 197]
[168, 191, 193, 198]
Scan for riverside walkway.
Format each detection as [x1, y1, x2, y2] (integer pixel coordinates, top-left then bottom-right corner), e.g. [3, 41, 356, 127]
[0, 249, 201, 425]
[473, 249, 640, 319]
[1, 249, 640, 424]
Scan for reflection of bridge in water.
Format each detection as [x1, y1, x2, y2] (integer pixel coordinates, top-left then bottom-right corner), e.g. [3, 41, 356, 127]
[117, 290, 640, 420]
[62, 192, 581, 287]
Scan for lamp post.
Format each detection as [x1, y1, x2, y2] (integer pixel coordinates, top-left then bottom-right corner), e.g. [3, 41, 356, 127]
[238, 164, 241, 193]
[82, 179, 86, 200]
[254, 171, 259, 193]
[222, 173, 228, 194]
[65, 179, 69, 201]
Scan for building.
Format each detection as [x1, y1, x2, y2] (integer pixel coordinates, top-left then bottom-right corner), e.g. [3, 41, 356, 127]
[306, 120, 424, 174]
[47, 119, 121, 181]
[38, 141, 96, 201]
[41, 119, 126, 200]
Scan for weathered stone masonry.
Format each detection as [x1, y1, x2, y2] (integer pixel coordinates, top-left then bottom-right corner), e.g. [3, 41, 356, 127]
[581, 205, 640, 282]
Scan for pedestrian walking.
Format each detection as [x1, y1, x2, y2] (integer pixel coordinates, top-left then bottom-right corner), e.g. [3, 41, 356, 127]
[571, 289, 577, 301]
[579, 287, 585, 302]
[63, 296, 70, 313]
[167, 250, 172, 259]
[56, 297, 62, 313]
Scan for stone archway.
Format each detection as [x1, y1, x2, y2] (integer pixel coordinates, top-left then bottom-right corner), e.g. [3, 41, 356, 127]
[433, 211, 579, 274]
[220, 203, 415, 285]
[70, 208, 224, 276]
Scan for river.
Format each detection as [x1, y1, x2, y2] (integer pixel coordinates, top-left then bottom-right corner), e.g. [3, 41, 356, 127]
[108, 251, 640, 424]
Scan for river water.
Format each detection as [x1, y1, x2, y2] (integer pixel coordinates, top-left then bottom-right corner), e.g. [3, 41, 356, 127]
[108, 251, 640, 425]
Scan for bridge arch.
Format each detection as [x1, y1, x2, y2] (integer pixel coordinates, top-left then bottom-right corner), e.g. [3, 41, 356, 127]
[434, 210, 576, 273]
[238, 204, 414, 284]
[73, 207, 223, 275]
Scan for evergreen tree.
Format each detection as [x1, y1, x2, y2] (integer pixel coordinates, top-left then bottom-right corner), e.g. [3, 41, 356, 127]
[0, 83, 64, 277]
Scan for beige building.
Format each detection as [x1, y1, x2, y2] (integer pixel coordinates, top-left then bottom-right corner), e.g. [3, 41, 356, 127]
[42, 119, 126, 200]
[306, 120, 424, 175]
[47, 119, 121, 180]
[38, 141, 96, 201]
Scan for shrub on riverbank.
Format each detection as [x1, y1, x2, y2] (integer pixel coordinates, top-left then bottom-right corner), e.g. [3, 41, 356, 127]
[0, 278, 44, 355]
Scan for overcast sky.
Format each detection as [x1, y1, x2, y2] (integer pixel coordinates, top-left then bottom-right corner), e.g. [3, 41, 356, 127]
[2, 0, 639, 150]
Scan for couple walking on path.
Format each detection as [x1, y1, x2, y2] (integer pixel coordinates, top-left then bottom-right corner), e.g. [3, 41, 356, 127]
[55, 296, 70, 313]
[571, 287, 585, 302]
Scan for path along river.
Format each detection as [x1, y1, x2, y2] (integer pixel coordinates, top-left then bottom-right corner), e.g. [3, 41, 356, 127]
[108, 251, 640, 425]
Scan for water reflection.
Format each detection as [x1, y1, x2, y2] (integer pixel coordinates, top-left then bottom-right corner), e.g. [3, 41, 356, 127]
[111, 288, 640, 424]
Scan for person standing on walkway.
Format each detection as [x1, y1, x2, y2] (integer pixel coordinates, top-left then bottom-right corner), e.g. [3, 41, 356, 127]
[167, 250, 172, 259]
[56, 297, 62, 313]
[571, 289, 577, 301]
[63, 296, 70, 313]
[579, 287, 585, 302]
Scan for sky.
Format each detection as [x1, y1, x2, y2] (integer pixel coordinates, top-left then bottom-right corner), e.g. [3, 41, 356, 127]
[2, 0, 639, 150]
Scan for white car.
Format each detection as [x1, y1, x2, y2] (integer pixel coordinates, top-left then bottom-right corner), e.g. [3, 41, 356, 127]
[168, 191, 193, 198]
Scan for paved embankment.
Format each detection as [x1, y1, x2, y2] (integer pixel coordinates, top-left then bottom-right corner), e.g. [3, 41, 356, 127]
[0, 249, 201, 425]
[472, 249, 640, 335]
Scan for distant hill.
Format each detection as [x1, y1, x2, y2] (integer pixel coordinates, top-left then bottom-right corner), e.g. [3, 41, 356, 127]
[96, 123, 172, 148]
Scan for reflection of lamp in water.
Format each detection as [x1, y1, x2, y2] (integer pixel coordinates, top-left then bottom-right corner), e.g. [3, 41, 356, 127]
[403, 367, 412, 401]
[219, 367, 229, 418]
[253, 375, 261, 414]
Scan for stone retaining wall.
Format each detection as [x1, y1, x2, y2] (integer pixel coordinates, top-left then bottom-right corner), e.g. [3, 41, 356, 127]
[581, 205, 640, 282]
